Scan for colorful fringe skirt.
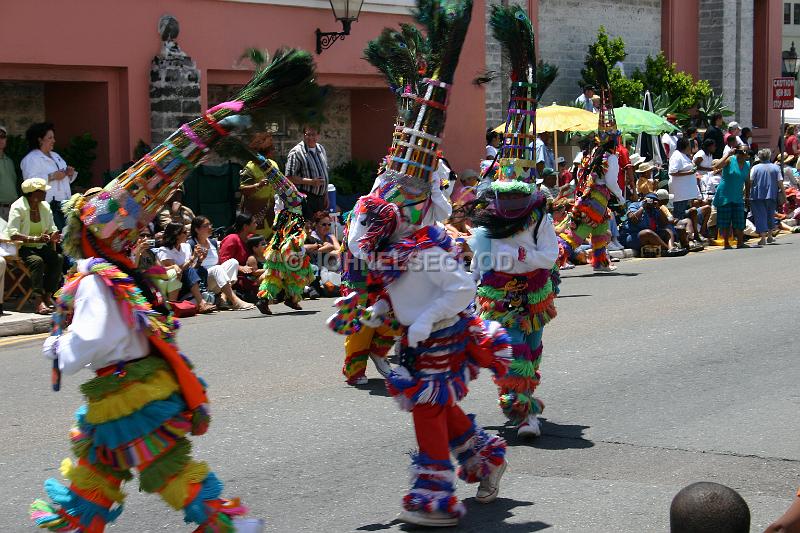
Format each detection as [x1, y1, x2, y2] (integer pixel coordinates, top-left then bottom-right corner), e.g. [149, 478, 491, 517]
[476, 268, 557, 335]
[386, 313, 511, 412]
[30, 356, 245, 533]
[573, 183, 611, 229]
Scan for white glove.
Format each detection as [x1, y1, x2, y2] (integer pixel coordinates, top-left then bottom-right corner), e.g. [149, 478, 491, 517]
[42, 335, 58, 361]
[361, 299, 390, 328]
[407, 319, 433, 348]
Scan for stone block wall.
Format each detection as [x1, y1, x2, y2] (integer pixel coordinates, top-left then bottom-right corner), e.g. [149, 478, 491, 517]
[320, 88, 352, 170]
[0, 81, 46, 135]
[700, 0, 753, 126]
[537, 0, 662, 106]
[149, 52, 201, 144]
[484, 0, 528, 130]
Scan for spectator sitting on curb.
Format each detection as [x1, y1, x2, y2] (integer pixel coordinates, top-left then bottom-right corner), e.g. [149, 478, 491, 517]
[132, 227, 181, 301]
[244, 235, 267, 301]
[155, 222, 216, 313]
[538, 167, 560, 201]
[189, 215, 254, 310]
[670, 482, 749, 533]
[621, 193, 685, 257]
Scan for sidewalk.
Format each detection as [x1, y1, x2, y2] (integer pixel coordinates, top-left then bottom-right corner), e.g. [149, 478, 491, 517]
[0, 306, 52, 338]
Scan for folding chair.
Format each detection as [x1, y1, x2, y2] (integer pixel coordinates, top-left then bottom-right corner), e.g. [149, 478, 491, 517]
[1, 240, 34, 311]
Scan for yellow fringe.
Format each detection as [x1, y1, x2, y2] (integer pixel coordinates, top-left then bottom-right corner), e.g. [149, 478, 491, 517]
[60, 458, 126, 504]
[159, 461, 210, 510]
[85, 370, 180, 424]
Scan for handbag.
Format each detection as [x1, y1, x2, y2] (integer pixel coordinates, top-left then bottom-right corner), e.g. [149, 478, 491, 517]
[169, 300, 198, 317]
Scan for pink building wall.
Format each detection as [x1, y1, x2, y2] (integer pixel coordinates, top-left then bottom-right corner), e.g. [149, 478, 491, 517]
[0, 0, 486, 180]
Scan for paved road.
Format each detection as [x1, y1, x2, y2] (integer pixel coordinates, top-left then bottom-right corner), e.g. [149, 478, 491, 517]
[2, 236, 799, 532]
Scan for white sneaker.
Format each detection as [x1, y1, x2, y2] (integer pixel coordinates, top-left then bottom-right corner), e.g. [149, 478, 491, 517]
[593, 264, 617, 273]
[517, 415, 542, 438]
[348, 376, 368, 386]
[233, 518, 265, 533]
[475, 459, 507, 504]
[397, 509, 458, 527]
[370, 354, 393, 378]
[607, 240, 624, 251]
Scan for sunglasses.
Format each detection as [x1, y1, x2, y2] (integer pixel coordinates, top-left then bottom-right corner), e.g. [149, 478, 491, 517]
[319, 222, 332, 226]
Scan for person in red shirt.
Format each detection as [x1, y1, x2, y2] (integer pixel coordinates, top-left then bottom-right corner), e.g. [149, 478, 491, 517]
[219, 212, 262, 310]
[616, 142, 632, 201]
[785, 125, 799, 156]
[557, 157, 572, 187]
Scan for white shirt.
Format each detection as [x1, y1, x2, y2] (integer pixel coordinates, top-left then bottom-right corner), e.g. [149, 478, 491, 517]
[42, 261, 150, 375]
[470, 214, 559, 276]
[693, 150, 713, 173]
[385, 246, 475, 328]
[668, 150, 699, 202]
[595, 153, 625, 203]
[199, 241, 219, 268]
[156, 242, 191, 265]
[486, 145, 498, 159]
[575, 94, 594, 112]
[20, 149, 77, 202]
[661, 133, 677, 156]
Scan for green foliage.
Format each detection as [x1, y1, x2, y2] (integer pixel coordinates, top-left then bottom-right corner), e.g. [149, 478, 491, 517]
[631, 52, 712, 111]
[579, 26, 627, 90]
[651, 92, 690, 126]
[4, 134, 27, 180]
[329, 159, 380, 196]
[57, 133, 97, 189]
[536, 60, 559, 100]
[696, 92, 734, 127]
[608, 69, 644, 108]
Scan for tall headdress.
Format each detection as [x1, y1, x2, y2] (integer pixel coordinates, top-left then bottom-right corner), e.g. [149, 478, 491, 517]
[488, 4, 539, 193]
[369, 0, 474, 226]
[62, 49, 324, 259]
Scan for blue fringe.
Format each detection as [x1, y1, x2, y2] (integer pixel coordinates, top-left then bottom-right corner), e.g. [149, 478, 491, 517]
[43, 478, 123, 528]
[183, 472, 223, 525]
[79, 393, 187, 450]
[448, 414, 477, 449]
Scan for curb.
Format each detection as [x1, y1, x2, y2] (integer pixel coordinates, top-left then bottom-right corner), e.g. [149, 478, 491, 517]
[0, 315, 52, 338]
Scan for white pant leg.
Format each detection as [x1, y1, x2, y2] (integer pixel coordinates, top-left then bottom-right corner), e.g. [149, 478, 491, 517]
[207, 258, 239, 293]
[0, 255, 5, 303]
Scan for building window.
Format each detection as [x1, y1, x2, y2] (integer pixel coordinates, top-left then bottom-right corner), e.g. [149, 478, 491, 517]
[787, 2, 792, 24]
[795, 2, 800, 23]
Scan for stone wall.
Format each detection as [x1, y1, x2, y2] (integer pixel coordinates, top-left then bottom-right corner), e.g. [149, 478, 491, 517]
[0, 81, 45, 136]
[320, 88, 352, 170]
[537, 0, 662, 106]
[149, 44, 201, 144]
[484, 0, 528, 130]
[699, 0, 753, 126]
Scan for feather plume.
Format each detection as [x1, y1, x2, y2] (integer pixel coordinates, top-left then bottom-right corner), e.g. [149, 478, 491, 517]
[489, 4, 536, 83]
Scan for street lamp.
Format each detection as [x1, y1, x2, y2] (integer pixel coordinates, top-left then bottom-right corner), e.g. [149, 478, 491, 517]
[316, 0, 364, 55]
[782, 42, 800, 78]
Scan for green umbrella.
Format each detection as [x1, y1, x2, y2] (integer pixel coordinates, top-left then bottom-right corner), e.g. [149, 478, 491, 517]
[613, 106, 679, 134]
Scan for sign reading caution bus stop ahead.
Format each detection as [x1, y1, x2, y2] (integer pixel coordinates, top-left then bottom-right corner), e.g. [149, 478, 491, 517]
[773, 77, 795, 109]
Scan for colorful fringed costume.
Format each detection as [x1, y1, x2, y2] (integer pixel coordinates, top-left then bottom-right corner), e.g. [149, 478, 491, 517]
[31, 48, 324, 533]
[32, 259, 244, 533]
[327, 2, 512, 527]
[468, 5, 559, 437]
[557, 48, 625, 272]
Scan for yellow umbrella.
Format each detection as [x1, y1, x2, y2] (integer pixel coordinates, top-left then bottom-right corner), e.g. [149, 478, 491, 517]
[493, 104, 597, 164]
[493, 104, 597, 133]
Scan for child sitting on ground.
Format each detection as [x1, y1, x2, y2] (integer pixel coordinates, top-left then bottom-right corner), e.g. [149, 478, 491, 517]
[670, 482, 750, 533]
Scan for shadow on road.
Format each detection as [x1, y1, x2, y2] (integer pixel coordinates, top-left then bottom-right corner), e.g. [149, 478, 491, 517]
[358, 378, 391, 398]
[563, 272, 639, 279]
[356, 499, 550, 532]
[241, 310, 319, 319]
[486, 419, 594, 450]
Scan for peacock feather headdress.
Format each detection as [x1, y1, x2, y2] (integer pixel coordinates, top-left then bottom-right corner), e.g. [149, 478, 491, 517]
[64, 49, 324, 259]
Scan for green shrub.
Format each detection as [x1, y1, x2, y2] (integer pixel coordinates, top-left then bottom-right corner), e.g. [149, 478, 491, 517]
[58, 133, 97, 189]
[329, 159, 379, 196]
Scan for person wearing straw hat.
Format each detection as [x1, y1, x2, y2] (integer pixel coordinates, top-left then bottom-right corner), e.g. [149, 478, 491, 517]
[5, 177, 64, 315]
[28, 48, 326, 533]
[636, 161, 657, 198]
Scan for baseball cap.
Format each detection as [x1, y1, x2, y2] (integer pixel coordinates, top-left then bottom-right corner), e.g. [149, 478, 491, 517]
[557, 156, 566, 165]
[0, 125, 7, 136]
[656, 189, 672, 202]
[728, 121, 740, 130]
[541, 167, 556, 177]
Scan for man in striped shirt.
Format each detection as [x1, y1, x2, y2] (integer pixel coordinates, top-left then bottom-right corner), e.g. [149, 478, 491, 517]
[285, 127, 329, 218]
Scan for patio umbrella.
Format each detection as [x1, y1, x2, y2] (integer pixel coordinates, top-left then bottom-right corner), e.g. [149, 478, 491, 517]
[613, 105, 679, 135]
[492, 104, 597, 164]
[493, 104, 596, 133]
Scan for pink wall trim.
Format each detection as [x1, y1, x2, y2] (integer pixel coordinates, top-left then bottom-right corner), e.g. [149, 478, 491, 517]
[662, 0, 699, 77]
